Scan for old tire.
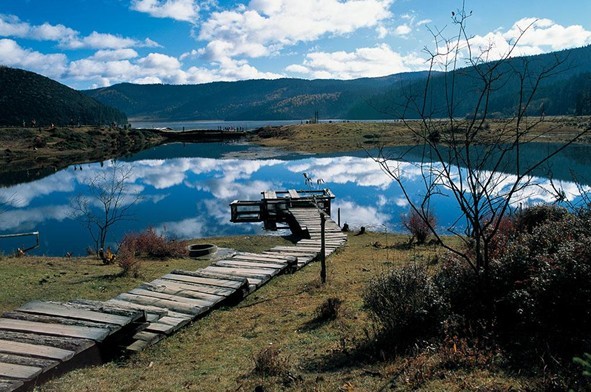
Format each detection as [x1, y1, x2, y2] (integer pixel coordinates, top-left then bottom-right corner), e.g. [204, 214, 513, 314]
[188, 244, 217, 258]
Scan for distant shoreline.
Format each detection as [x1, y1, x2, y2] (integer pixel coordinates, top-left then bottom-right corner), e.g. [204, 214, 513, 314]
[2, 117, 590, 185]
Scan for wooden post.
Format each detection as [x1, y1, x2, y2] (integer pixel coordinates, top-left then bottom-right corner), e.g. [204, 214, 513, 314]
[320, 212, 326, 283]
[337, 208, 341, 227]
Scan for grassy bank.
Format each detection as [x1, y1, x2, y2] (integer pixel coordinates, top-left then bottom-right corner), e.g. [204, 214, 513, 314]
[0, 126, 164, 185]
[2, 232, 545, 392]
[249, 116, 591, 154]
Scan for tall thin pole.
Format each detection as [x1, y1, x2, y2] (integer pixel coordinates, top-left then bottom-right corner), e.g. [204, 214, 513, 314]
[320, 212, 326, 283]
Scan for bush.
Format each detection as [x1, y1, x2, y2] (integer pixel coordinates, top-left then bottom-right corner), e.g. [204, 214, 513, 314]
[401, 209, 436, 244]
[436, 205, 591, 360]
[363, 265, 447, 352]
[365, 204, 591, 369]
[314, 297, 342, 321]
[117, 240, 141, 277]
[119, 227, 187, 259]
[253, 346, 289, 376]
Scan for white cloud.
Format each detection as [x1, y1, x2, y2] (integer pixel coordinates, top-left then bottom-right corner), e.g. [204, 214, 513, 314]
[467, 18, 591, 62]
[131, 0, 200, 22]
[185, 57, 283, 83]
[197, 0, 393, 61]
[393, 24, 412, 36]
[29, 22, 78, 42]
[285, 44, 423, 79]
[0, 14, 152, 50]
[0, 39, 68, 79]
[90, 49, 139, 61]
[138, 52, 181, 70]
[65, 31, 139, 50]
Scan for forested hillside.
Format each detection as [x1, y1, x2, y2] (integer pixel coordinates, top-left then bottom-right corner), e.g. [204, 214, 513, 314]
[0, 67, 127, 126]
[348, 45, 591, 119]
[84, 72, 431, 121]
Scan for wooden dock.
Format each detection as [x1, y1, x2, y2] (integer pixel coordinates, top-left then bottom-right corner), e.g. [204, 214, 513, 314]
[0, 189, 345, 391]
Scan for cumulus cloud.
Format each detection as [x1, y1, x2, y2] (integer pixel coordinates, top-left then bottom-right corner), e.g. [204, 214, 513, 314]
[197, 0, 394, 61]
[467, 18, 591, 62]
[90, 49, 139, 61]
[285, 44, 424, 79]
[185, 57, 283, 83]
[0, 14, 157, 50]
[131, 0, 200, 22]
[0, 39, 68, 79]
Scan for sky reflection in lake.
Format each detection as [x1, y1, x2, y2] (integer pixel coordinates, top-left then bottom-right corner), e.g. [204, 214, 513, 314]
[0, 142, 590, 256]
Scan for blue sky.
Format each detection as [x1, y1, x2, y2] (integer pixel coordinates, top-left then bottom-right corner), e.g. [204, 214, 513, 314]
[1, 0, 591, 89]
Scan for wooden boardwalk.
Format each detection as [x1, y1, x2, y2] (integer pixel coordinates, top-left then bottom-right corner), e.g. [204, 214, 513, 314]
[0, 191, 346, 391]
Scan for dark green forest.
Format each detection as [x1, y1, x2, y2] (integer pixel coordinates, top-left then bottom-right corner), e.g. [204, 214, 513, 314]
[348, 45, 591, 119]
[0, 67, 127, 127]
[83, 72, 431, 121]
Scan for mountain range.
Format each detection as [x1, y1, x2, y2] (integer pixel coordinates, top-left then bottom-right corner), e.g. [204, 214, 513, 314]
[2, 45, 591, 126]
[83, 45, 591, 122]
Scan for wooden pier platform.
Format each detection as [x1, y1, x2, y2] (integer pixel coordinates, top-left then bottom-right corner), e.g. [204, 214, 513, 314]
[0, 189, 346, 391]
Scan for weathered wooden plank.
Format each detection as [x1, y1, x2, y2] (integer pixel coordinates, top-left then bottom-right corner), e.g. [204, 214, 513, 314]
[126, 339, 156, 353]
[0, 331, 94, 355]
[142, 282, 225, 303]
[18, 301, 132, 327]
[66, 300, 147, 322]
[0, 318, 110, 342]
[104, 299, 189, 320]
[298, 238, 347, 246]
[0, 378, 23, 392]
[1, 312, 120, 335]
[128, 288, 215, 308]
[233, 252, 293, 263]
[202, 265, 276, 277]
[215, 260, 286, 270]
[0, 339, 74, 361]
[157, 316, 192, 328]
[0, 353, 59, 373]
[0, 361, 42, 380]
[143, 322, 175, 335]
[262, 251, 315, 262]
[164, 272, 245, 289]
[173, 269, 249, 283]
[150, 278, 234, 298]
[116, 293, 205, 316]
[132, 331, 161, 342]
[269, 246, 320, 254]
[288, 189, 300, 198]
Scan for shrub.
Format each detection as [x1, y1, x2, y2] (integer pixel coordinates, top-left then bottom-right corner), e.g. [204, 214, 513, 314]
[514, 204, 569, 234]
[436, 206, 591, 360]
[401, 209, 436, 244]
[314, 297, 342, 321]
[117, 240, 141, 277]
[253, 346, 289, 376]
[119, 227, 187, 259]
[363, 265, 447, 352]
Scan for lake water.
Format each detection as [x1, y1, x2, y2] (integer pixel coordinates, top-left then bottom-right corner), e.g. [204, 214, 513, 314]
[1, 141, 590, 256]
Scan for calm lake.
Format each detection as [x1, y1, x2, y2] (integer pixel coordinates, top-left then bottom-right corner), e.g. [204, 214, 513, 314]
[1, 140, 590, 256]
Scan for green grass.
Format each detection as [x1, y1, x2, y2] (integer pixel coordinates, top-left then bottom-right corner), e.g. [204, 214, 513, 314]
[11, 232, 542, 392]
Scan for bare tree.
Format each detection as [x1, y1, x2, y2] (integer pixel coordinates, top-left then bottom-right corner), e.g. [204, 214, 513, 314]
[373, 3, 588, 278]
[72, 161, 140, 258]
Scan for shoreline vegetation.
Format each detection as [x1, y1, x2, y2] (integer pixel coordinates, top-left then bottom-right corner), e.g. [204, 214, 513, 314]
[2, 116, 591, 185]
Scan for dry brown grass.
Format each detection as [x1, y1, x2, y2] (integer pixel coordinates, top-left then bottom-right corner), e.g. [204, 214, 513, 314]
[249, 116, 591, 154]
[34, 232, 538, 392]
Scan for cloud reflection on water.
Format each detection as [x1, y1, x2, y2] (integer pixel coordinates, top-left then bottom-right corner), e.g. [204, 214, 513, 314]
[1, 144, 589, 256]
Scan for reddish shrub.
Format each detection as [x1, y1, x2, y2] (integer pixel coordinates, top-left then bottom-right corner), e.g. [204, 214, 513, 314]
[402, 209, 437, 244]
[120, 227, 187, 259]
